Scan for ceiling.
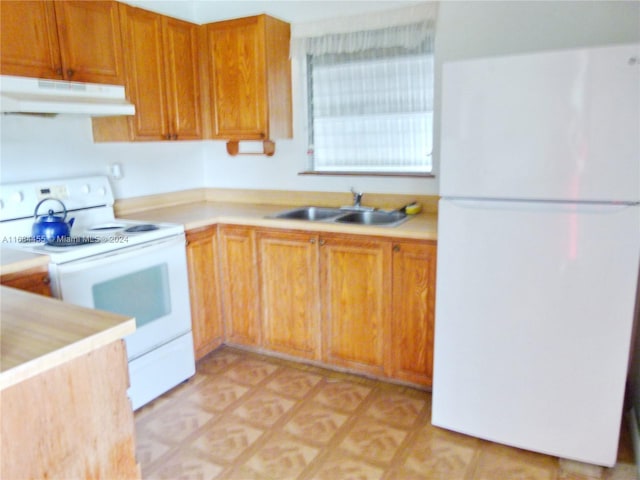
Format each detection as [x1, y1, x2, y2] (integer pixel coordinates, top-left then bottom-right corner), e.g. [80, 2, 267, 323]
[122, 1, 423, 25]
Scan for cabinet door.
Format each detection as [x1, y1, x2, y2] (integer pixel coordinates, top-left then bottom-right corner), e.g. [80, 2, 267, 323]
[391, 241, 437, 386]
[206, 16, 267, 139]
[320, 234, 391, 375]
[186, 226, 223, 360]
[53, 1, 125, 84]
[257, 229, 320, 360]
[163, 17, 202, 140]
[218, 225, 261, 346]
[119, 4, 169, 140]
[262, 15, 293, 140]
[1, 266, 52, 297]
[0, 1, 61, 79]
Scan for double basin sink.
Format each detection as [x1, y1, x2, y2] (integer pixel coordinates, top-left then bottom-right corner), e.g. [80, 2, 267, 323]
[270, 206, 409, 227]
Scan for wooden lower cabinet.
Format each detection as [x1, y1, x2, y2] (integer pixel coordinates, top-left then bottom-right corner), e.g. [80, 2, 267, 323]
[1, 340, 140, 479]
[390, 240, 437, 386]
[320, 234, 392, 376]
[218, 225, 261, 346]
[186, 226, 224, 360]
[207, 223, 436, 388]
[1, 265, 52, 297]
[257, 229, 321, 360]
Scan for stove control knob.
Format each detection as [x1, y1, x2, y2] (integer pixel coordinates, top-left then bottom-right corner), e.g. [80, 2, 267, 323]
[0, 199, 4, 210]
[81, 184, 91, 194]
[10, 191, 23, 203]
[97, 187, 107, 196]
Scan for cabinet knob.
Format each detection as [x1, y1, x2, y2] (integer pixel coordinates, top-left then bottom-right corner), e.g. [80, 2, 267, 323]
[319, 239, 325, 246]
[42, 276, 51, 285]
[172, 134, 178, 140]
[393, 245, 401, 252]
[66, 69, 75, 78]
[310, 238, 315, 244]
[55, 67, 63, 76]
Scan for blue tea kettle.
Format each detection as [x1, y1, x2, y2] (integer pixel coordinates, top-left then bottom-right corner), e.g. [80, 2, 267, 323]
[32, 198, 75, 243]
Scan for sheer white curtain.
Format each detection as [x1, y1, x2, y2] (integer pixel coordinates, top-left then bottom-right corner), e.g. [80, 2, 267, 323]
[310, 42, 434, 172]
[291, 2, 439, 52]
[301, 21, 433, 55]
[293, 3, 438, 173]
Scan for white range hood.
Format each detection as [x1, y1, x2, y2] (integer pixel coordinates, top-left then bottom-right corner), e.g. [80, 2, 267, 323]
[0, 75, 135, 116]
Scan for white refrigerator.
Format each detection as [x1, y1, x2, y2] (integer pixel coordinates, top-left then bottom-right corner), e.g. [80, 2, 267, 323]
[432, 43, 640, 467]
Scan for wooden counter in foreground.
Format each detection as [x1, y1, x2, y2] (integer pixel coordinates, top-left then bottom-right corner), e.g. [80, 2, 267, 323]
[1, 286, 140, 479]
[1, 286, 135, 389]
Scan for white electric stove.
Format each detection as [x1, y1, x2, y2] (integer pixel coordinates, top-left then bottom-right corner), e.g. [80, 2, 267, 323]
[0, 176, 195, 410]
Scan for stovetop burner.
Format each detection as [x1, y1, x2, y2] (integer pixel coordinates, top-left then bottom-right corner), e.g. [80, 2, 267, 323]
[87, 223, 127, 232]
[124, 224, 159, 233]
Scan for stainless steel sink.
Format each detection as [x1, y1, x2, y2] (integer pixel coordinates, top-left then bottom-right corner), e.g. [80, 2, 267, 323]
[272, 206, 345, 221]
[270, 206, 409, 227]
[333, 210, 409, 227]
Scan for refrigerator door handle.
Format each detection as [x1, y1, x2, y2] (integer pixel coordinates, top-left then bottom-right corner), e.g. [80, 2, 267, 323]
[446, 197, 639, 214]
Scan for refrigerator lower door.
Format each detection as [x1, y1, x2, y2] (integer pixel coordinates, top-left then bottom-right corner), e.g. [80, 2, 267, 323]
[432, 198, 640, 466]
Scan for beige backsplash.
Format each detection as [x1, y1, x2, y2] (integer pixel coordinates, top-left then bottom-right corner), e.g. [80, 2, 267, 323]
[115, 188, 439, 217]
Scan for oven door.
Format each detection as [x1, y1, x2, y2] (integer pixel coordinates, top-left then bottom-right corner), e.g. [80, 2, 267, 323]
[51, 234, 193, 361]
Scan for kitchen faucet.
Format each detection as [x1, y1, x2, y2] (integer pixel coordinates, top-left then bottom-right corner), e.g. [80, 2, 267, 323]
[340, 188, 374, 211]
[351, 188, 363, 208]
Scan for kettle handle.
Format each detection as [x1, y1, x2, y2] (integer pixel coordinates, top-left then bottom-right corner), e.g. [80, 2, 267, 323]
[34, 198, 67, 220]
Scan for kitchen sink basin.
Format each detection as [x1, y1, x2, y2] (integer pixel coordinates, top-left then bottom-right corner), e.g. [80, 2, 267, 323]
[272, 206, 345, 221]
[334, 210, 409, 227]
[270, 206, 410, 227]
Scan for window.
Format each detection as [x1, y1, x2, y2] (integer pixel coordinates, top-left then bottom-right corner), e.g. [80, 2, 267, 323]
[305, 23, 434, 175]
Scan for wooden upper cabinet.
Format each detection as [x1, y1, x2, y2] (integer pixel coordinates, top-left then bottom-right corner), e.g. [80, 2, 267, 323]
[93, 4, 201, 142]
[390, 240, 437, 387]
[205, 15, 292, 142]
[320, 234, 392, 376]
[0, 1, 60, 79]
[257, 229, 321, 360]
[118, 5, 168, 140]
[163, 17, 202, 140]
[54, 1, 125, 84]
[207, 16, 266, 139]
[0, 1, 124, 84]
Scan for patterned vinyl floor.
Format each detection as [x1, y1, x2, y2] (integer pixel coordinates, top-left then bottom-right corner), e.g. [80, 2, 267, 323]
[134, 346, 636, 480]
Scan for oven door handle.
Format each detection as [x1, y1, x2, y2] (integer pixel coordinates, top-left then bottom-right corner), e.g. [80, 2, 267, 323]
[55, 234, 186, 273]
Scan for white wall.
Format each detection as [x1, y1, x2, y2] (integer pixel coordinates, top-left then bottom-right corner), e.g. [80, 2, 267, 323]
[1, 1, 638, 199]
[0, 115, 205, 198]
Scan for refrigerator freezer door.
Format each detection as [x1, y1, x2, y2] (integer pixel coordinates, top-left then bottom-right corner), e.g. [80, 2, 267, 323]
[432, 198, 640, 466]
[440, 44, 640, 202]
